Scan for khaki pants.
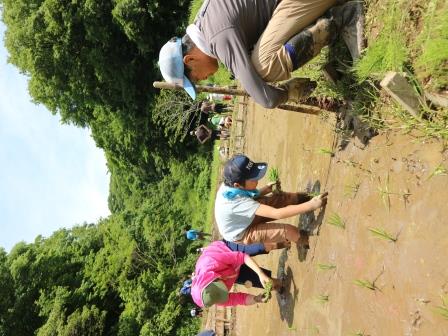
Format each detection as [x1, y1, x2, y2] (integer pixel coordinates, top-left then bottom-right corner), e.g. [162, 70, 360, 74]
[251, 0, 337, 82]
[237, 192, 311, 248]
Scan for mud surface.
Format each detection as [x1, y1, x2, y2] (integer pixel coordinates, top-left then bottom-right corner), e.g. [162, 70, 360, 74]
[231, 99, 448, 336]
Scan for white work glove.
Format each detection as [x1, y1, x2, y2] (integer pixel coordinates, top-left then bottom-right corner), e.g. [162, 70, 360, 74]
[278, 77, 317, 103]
[309, 192, 329, 210]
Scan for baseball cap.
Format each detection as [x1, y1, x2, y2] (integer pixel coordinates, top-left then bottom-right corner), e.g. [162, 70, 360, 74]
[202, 280, 229, 307]
[158, 37, 196, 99]
[224, 154, 267, 185]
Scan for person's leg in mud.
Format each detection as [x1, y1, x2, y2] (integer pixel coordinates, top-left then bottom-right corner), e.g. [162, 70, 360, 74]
[251, 0, 337, 82]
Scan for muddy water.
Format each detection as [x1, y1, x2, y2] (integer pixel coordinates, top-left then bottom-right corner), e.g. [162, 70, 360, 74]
[232, 99, 448, 336]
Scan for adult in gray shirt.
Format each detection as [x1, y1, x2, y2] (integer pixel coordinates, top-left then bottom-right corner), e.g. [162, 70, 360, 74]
[158, 0, 364, 108]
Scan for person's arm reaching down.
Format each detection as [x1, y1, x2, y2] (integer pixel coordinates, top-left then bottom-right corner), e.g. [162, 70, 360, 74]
[255, 192, 328, 219]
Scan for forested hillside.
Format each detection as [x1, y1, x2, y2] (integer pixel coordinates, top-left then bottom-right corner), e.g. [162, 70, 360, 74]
[0, 0, 209, 335]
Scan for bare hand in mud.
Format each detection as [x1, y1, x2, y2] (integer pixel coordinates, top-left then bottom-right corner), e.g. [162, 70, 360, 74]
[309, 192, 329, 210]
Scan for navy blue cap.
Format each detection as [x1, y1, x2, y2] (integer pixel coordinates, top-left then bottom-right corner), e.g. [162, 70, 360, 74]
[224, 154, 267, 185]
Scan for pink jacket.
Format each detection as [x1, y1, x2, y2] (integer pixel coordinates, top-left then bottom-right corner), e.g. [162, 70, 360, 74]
[191, 241, 250, 307]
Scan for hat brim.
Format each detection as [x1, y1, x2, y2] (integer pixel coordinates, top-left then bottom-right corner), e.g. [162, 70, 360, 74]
[246, 162, 268, 181]
[183, 75, 196, 100]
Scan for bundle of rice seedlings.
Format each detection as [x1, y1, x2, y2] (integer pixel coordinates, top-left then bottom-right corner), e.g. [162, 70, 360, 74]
[262, 281, 273, 302]
[267, 167, 282, 193]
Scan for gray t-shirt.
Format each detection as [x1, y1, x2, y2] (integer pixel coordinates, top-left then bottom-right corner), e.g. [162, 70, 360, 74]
[214, 184, 260, 241]
[194, 0, 288, 108]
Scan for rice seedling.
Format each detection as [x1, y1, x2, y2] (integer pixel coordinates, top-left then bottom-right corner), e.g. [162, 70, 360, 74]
[344, 181, 360, 197]
[327, 213, 346, 229]
[368, 227, 397, 242]
[427, 163, 448, 180]
[353, 279, 377, 291]
[433, 295, 448, 320]
[267, 167, 280, 182]
[318, 148, 335, 156]
[434, 305, 448, 320]
[307, 191, 321, 197]
[351, 332, 367, 336]
[317, 263, 336, 271]
[267, 167, 282, 193]
[316, 294, 329, 304]
[262, 281, 273, 302]
[377, 174, 392, 211]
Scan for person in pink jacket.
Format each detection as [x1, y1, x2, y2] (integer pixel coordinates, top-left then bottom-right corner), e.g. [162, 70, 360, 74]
[191, 240, 282, 307]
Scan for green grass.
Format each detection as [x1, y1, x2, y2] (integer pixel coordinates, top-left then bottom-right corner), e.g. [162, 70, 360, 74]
[317, 263, 336, 271]
[368, 227, 397, 242]
[355, 0, 409, 82]
[353, 279, 377, 291]
[204, 146, 223, 233]
[327, 213, 346, 229]
[188, 0, 204, 23]
[412, 0, 448, 91]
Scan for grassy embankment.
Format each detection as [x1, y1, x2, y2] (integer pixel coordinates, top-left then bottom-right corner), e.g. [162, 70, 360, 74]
[294, 0, 448, 139]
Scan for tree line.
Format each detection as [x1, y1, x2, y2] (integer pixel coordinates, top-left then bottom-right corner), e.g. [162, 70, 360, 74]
[0, 0, 210, 334]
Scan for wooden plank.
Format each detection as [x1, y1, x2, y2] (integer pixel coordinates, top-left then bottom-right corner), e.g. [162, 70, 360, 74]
[380, 72, 422, 117]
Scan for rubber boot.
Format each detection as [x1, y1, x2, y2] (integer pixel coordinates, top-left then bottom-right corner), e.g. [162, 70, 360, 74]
[327, 1, 365, 61]
[285, 18, 338, 70]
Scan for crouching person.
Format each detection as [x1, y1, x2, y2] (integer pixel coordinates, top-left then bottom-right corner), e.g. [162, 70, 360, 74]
[215, 154, 328, 251]
[191, 241, 281, 307]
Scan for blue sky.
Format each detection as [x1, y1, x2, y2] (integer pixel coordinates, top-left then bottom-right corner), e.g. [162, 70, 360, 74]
[0, 22, 110, 252]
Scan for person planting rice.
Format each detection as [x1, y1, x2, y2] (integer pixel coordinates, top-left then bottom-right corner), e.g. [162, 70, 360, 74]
[158, 0, 364, 108]
[190, 240, 282, 307]
[215, 154, 328, 251]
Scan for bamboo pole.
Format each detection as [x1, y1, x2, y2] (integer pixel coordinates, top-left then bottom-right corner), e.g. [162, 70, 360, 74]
[153, 81, 333, 116]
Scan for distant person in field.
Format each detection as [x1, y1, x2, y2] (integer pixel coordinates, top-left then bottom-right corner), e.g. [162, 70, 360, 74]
[190, 307, 203, 317]
[214, 154, 328, 251]
[208, 114, 232, 130]
[200, 99, 233, 114]
[158, 0, 364, 108]
[190, 240, 283, 308]
[185, 229, 212, 241]
[190, 124, 228, 144]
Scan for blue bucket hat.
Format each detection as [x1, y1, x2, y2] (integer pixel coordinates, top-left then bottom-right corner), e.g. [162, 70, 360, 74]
[224, 154, 267, 185]
[158, 37, 196, 100]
